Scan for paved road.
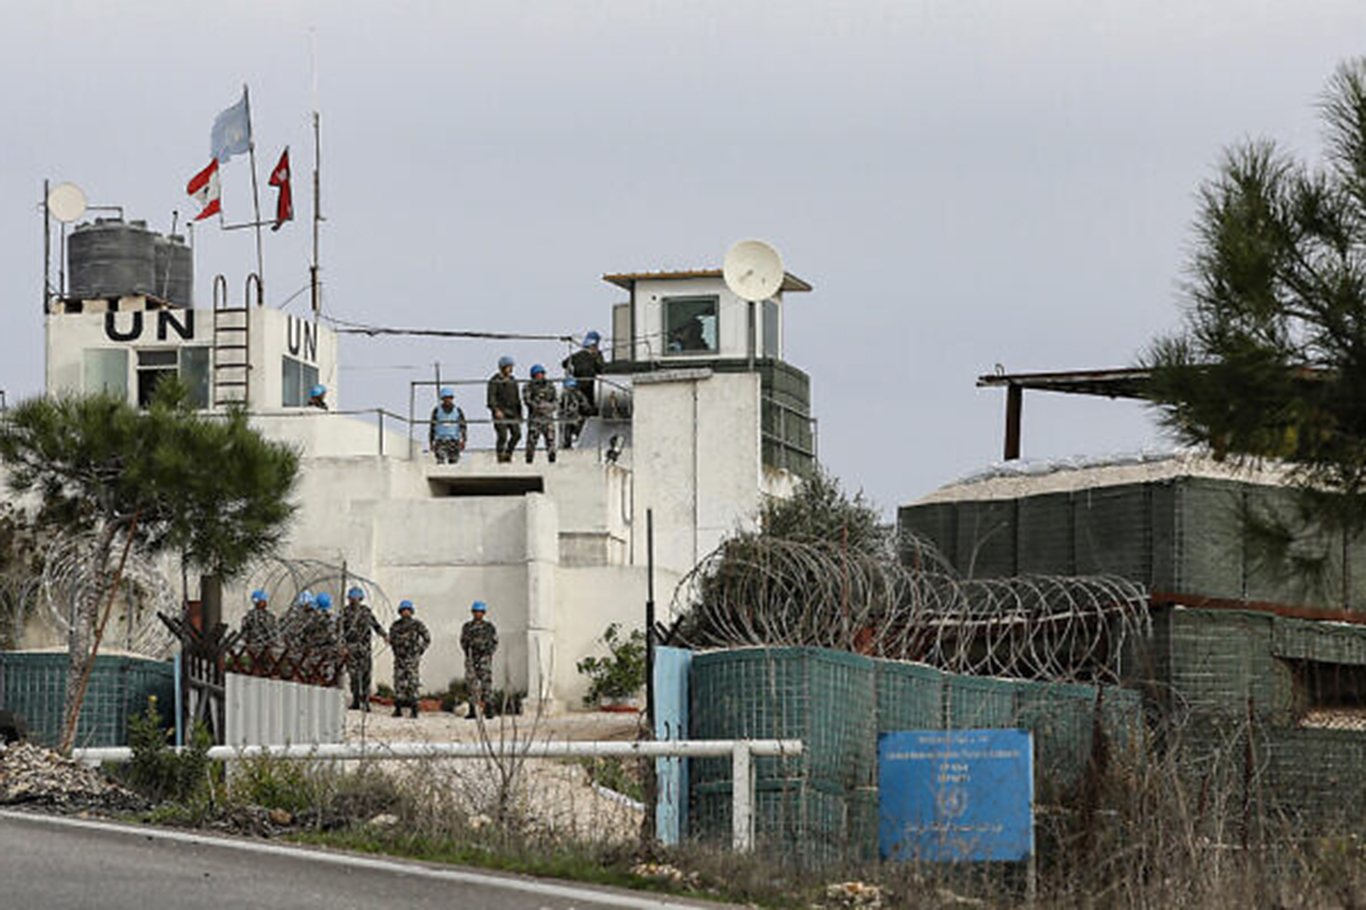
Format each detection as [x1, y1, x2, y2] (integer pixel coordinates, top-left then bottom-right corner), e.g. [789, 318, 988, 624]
[0, 810, 716, 910]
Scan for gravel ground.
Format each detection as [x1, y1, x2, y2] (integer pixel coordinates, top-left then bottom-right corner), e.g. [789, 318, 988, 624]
[345, 707, 643, 744]
[342, 708, 648, 841]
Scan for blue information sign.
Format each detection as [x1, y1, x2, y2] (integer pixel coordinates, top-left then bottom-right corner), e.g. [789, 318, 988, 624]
[878, 729, 1034, 862]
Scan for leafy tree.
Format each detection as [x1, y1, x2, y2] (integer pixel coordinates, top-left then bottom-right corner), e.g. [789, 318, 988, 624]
[757, 465, 890, 555]
[1144, 59, 1366, 563]
[0, 381, 299, 751]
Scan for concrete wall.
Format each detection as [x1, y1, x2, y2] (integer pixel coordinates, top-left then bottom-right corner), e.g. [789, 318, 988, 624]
[45, 306, 338, 412]
[631, 369, 763, 574]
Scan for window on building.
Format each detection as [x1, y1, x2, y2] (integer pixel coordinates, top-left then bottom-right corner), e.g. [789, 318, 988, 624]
[181, 348, 210, 409]
[762, 299, 780, 359]
[663, 296, 718, 354]
[136, 349, 179, 407]
[131, 348, 211, 409]
[83, 349, 128, 399]
[282, 356, 319, 407]
[1288, 658, 1366, 728]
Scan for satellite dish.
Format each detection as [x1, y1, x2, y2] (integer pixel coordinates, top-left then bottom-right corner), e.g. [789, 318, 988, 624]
[47, 182, 88, 223]
[723, 239, 784, 302]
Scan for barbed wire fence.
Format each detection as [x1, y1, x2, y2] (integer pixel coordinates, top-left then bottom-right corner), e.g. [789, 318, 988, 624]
[667, 532, 1151, 685]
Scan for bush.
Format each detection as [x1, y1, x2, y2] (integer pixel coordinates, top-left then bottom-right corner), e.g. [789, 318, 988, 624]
[122, 696, 213, 806]
[576, 623, 646, 706]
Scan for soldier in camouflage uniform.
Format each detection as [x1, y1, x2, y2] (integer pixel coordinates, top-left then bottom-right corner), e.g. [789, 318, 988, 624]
[522, 364, 558, 464]
[341, 586, 387, 711]
[558, 378, 589, 451]
[239, 589, 281, 652]
[282, 590, 315, 654]
[460, 600, 499, 719]
[389, 600, 431, 718]
[304, 592, 342, 683]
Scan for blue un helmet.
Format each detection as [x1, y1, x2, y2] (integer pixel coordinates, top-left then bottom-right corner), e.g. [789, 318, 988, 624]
[297, 590, 315, 608]
[563, 377, 577, 388]
[250, 589, 268, 604]
[471, 600, 488, 614]
[347, 586, 365, 601]
[315, 592, 333, 611]
[498, 355, 515, 369]
[398, 600, 415, 614]
[309, 384, 326, 399]
[439, 386, 455, 399]
[530, 364, 546, 377]
[583, 330, 601, 347]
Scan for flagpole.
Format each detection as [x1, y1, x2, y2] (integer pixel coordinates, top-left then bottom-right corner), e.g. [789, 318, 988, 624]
[310, 31, 322, 320]
[243, 83, 266, 304]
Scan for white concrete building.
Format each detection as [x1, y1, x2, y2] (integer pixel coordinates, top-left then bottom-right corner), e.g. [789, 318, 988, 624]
[42, 233, 816, 710]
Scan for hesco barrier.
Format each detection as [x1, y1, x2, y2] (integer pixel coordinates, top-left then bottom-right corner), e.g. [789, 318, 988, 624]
[900, 476, 1366, 611]
[0, 651, 174, 748]
[1154, 607, 1366, 835]
[688, 647, 1141, 862]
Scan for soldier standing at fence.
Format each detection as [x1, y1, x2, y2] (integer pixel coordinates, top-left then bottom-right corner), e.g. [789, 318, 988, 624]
[308, 384, 329, 410]
[522, 364, 558, 464]
[561, 330, 606, 414]
[342, 586, 387, 711]
[239, 589, 281, 652]
[558, 377, 589, 450]
[389, 600, 431, 718]
[460, 600, 499, 719]
[487, 356, 522, 463]
[305, 592, 342, 683]
[429, 387, 467, 465]
[282, 589, 315, 653]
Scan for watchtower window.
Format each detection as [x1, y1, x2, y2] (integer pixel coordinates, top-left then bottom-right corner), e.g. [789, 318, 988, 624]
[664, 296, 718, 354]
[282, 356, 320, 407]
[135, 348, 209, 409]
[762, 299, 780, 358]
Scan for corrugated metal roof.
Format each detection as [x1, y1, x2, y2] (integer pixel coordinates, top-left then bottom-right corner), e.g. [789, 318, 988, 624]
[602, 269, 813, 293]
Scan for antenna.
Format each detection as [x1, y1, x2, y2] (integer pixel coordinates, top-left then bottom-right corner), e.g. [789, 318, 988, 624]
[46, 182, 88, 223]
[724, 239, 784, 370]
[723, 239, 784, 302]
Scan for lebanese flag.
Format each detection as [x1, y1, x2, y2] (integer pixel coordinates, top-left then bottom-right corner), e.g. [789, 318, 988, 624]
[268, 147, 293, 231]
[186, 159, 221, 221]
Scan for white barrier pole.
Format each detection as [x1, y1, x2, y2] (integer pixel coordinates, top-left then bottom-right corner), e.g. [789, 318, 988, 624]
[74, 738, 801, 851]
[731, 741, 754, 852]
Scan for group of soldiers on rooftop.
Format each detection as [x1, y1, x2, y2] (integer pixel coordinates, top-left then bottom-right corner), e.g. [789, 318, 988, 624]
[238, 586, 499, 719]
[429, 330, 609, 465]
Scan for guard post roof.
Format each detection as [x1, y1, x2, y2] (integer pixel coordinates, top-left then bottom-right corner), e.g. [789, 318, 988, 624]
[602, 269, 813, 293]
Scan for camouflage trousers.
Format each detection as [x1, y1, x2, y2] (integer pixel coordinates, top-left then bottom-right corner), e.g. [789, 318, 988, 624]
[465, 653, 494, 706]
[393, 655, 422, 705]
[346, 647, 373, 707]
[526, 417, 555, 457]
[433, 438, 462, 464]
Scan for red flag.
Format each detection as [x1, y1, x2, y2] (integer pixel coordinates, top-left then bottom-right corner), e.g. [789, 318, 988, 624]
[186, 159, 221, 221]
[268, 147, 293, 231]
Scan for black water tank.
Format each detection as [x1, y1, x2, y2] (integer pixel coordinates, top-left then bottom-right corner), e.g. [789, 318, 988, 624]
[152, 233, 193, 307]
[68, 218, 156, 299]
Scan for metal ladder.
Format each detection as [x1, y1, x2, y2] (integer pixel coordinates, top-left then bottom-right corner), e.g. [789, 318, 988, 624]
[212, 274, 258, 408]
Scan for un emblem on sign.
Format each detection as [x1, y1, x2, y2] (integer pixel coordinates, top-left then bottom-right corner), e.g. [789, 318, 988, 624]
[936, 785, 968, 819]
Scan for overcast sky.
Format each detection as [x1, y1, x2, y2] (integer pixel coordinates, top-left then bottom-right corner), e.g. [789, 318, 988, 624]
[3, 1, 1365, 514]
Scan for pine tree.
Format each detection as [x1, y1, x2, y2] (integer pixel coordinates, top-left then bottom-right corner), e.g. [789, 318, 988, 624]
[1145, 59, 1366, 548]
[0, 381, 299, 751]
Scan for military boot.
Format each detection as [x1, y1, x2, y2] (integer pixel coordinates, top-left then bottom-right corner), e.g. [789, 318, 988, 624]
[525, 450, 534, 463]
[392, 705, 403, 717]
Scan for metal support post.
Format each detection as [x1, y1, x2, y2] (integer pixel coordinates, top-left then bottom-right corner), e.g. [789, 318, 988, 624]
[1004, 383, 1023, 461]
